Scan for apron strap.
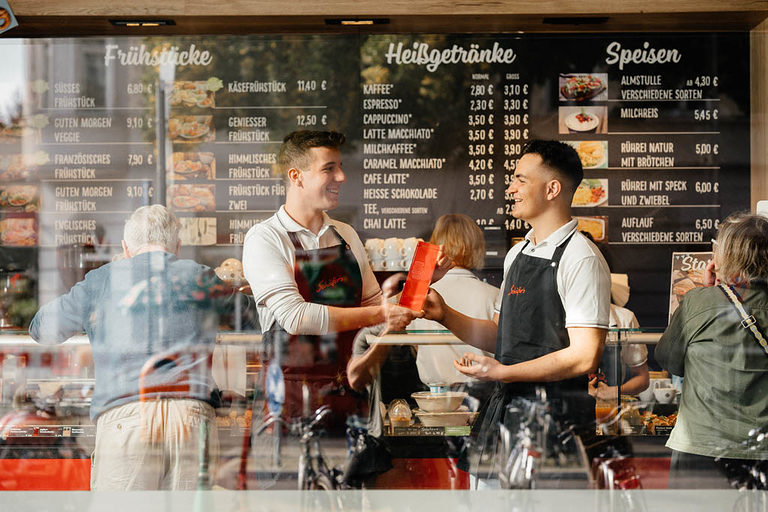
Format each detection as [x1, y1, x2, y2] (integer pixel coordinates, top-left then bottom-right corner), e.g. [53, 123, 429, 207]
[551, 231, 576, 265]
[287, 225, 349, 254]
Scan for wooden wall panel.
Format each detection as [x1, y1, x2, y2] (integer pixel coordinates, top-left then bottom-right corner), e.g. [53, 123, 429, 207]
[7, 0, 768, 17]
[751, 19, 768, 209]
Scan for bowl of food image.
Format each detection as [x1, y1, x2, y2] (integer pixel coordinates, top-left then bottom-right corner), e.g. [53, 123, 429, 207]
[565, 110, 600, 133]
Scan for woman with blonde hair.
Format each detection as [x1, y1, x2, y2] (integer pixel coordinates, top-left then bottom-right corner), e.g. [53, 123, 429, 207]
[410, 214, 499, 398]
[656, 212, 768, 488]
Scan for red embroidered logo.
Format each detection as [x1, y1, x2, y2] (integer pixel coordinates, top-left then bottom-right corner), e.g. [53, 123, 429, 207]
[507, 284, 526, 296]
[317, 276, 345, 293]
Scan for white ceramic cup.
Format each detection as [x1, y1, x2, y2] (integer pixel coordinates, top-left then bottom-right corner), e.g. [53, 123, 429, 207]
[637, 386, 655, 403]
[386, 258, 407, 271]
[371, 258, 386, 271]
[384, 237, 405, 260]
[403, 237, 421, 257]
[365, 238, 386, 256]
[653, 387, 676, 404]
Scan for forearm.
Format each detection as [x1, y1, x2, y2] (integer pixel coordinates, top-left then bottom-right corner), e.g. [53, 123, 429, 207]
[496, 346, 600, 383]
[328, 305, 384, 333]
[440, 304, 497, 353]
[620, 365, 650, 395]
[347, 343, 391, 391]
[29, 299, 85, 344]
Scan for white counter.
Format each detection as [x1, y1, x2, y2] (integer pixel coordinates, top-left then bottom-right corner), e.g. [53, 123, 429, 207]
[367, 331, 462, 345]
[0, 332, 262, 346]
[0, 489, 761, 512]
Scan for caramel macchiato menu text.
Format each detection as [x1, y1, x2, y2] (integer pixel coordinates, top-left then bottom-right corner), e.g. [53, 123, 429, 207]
[0, 34, 749, 324]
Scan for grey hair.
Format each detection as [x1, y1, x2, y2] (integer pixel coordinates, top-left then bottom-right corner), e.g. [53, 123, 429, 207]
[123, 205, 181, 254]
[715, 212, 768, 285]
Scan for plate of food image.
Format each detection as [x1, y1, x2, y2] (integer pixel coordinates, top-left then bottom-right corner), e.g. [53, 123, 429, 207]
[565, 110, 600, 133]
[0, 186, 38, 210]
[560, 74, 606, 102]
[575, 141, 607, 168]
[575, 216, 607, 242]
[0, 218, 36, 246]
[172, 194, 201, 210]
[179, 120, 210, 140]
[572, 179, 608, 207]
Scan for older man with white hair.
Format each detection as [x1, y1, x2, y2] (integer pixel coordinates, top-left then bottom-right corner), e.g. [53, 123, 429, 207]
[30, 205, 225, 490]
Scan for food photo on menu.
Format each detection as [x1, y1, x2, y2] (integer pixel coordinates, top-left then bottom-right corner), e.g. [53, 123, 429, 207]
[558, 73, 608, 102]
[168, 152, 215, 181]
[168, 115, 215, 143]
[558, 106, 607, 134]
[170, 81, 216, 109]
[575, 216, 608, 242]
[571, 178, 608, 207]
[564, 140, 608, 168]
[0, 152, 46, 181]
[0, 185, 39, 212]
[0, 216, 37, 246]
[178, 216, 217, 246]
[166, 184, 216, 213]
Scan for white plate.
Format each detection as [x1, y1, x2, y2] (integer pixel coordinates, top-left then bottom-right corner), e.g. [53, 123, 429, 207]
[565, 111, 599, 132]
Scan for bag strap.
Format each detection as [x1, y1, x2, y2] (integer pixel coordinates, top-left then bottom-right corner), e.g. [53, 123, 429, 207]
[718, 284, 768, 356]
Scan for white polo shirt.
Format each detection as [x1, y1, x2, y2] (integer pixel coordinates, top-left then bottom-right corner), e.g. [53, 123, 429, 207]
[242, 206, 382, 335]
[497, 218, 611, 329]
[409, 268, 499, 384]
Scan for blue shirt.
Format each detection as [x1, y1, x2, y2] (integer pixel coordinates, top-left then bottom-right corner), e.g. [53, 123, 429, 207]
[30, 251, 224, 419]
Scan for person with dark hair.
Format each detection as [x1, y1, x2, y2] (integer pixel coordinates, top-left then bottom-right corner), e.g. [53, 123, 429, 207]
[657, 212, 768, 488]
[242, 130, 421, 419]
[422, 140, 611, 485]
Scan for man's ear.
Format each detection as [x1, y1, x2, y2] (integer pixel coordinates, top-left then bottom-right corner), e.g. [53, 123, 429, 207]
[546, 179, 562, 200]
[121, 240, 131, 259]
[287, 167, 302, 187]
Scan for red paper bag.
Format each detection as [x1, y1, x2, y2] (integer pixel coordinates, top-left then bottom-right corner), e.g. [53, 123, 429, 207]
[399, 241, 440, 311]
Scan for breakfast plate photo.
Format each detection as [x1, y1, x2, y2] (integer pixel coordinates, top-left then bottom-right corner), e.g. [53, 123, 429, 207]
[572, 178, 608, 207]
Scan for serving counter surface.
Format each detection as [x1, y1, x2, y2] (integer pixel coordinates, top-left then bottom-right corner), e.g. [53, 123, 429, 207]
[0, 489, 761, 512]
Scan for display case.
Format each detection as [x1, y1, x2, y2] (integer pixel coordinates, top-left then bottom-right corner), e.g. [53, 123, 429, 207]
[0, 331, 267, 491]
[595, 329, 677, 438]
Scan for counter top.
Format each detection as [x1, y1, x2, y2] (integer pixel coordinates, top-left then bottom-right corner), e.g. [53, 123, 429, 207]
[0, 490, 758, 512]
[367, 331, 462, 345]
[0, 332, 262, 346]
[369, 330, 663, 346]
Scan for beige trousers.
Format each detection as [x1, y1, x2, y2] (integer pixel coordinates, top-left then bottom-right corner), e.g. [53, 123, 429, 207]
[91, 399, 219, 490]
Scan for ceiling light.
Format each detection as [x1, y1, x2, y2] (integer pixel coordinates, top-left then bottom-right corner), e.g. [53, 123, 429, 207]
[325, 18, 389, 26]
[109, 19, 176, 27]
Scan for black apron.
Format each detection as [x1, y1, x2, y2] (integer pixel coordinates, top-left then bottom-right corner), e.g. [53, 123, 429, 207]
[467, 231, 594, 477]
[262, 225, 363, 420]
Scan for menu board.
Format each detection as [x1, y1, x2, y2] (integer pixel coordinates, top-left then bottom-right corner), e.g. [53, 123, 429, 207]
[0, 33, 750, 325]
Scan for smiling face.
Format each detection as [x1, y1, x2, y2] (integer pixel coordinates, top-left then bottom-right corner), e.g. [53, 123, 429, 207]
[294, 146, 345, 212]
[505, 153, 554, 221]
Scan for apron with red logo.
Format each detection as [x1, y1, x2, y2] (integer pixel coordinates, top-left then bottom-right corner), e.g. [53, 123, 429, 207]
[262, 225, 363, 421]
